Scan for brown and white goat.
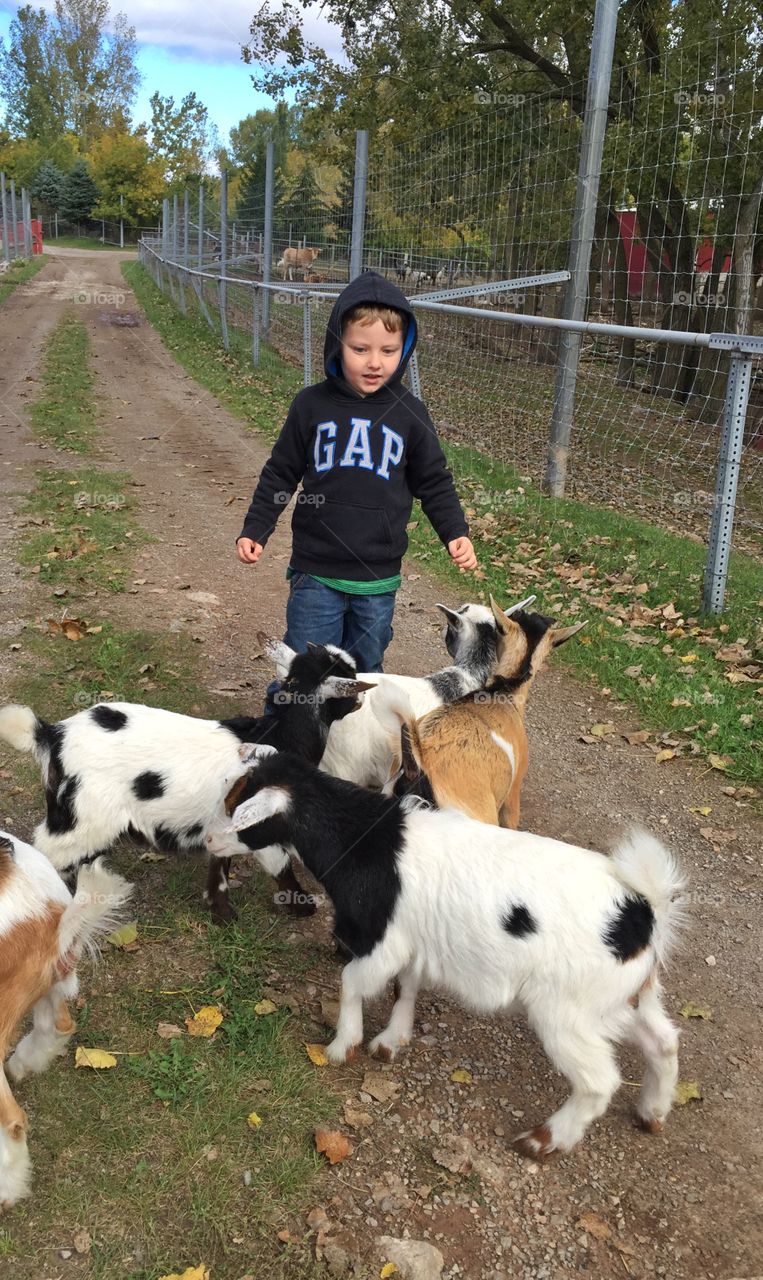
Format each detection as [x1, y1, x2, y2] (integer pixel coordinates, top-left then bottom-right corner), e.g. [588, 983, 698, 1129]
[0, 832, 130, 1208]
[373, 598, 585, 828]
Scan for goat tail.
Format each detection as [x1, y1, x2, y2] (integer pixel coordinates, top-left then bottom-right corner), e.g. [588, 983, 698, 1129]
[368, 683, 417, 746]
[0, 704, 42, 755]
[57, 860, 133, 965]
[612, 827, 688, 965]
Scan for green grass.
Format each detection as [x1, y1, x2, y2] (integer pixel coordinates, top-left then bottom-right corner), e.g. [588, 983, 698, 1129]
[48, 235, 136, 251]
[124, 258, 763, 788]
[19, 466, 148, 593]
[1, 855, 345, 1278]
[0, 252, 47, 304]
[28, 310, 98, 452]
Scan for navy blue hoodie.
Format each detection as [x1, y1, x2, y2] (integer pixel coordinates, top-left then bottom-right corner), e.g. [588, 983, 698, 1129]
[238, 272, 469, 582]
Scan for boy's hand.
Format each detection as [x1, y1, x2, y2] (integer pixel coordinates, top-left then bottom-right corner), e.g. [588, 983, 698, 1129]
[236, 538, 264, 565]
[448, 536, 478, 571]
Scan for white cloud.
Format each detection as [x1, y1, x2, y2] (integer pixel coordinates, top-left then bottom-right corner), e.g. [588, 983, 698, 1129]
[0, 1, 345, 63]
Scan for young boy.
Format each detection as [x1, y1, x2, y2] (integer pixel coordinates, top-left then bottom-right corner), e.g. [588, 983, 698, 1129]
[236, 271, 477, 672]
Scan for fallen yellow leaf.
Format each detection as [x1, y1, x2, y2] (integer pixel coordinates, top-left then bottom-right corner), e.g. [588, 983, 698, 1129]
[450, 1068, 473, 1084]
[157, 1268, 210, 1280]
[254, 999, 278, 1016]
[381, 1265, 399, 1278]
[689, 805, 712, 816]
[590, 722, 616, 737]
[654, 748, 677, 763]
[680, 1002, 713, 1020]
[674, 1079, 703, 1105]
[185, 1006, 223, 1038]
[247, 1111, 262, 1129]
[679, 653, 698, 663]
[75, 1046, 117, 1070]
[708, 753, 732, 771]
[106, 922, 138, 949]
[305, 1043, 329, 1066]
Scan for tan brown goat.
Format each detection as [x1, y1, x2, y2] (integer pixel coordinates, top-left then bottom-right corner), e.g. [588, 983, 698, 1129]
[374, 597, 585, 828]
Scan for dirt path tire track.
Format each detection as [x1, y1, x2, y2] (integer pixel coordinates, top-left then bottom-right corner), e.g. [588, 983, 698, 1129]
[0, 249, 761, 1280]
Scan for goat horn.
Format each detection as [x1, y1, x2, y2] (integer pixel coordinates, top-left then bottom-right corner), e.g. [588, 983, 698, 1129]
[552, 620, 588, 647]
[504, 594, 536, 616]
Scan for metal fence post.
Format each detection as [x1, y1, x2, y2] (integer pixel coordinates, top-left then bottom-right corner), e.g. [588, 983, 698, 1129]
[198, 181, 204, 268]
[263, 140, 274, 333]
[303, 292, 312, 385]
[703, 353, 754, 613]
[544, 0, 619, 496]
[252, 288, 260, 367]
[219, 168, 229, 350]
[10, 179, 18, 258]
[183, 189, 190, 265]
[349, 129, 368, 281]
[1, 173, 10, 266]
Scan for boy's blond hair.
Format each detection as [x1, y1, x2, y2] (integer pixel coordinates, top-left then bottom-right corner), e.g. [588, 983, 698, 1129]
[343, 304, 405, 333]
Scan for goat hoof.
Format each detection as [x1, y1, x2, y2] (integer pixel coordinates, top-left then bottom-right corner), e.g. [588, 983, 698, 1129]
[325, 1040, 361, 1065]
[635, 1113, 664, 1135]
[210, 900, 237, 926]
[512, 1124, 555, 1161]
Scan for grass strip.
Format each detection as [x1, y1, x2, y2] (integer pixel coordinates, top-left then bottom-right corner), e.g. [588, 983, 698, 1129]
[19, 466, 147, 594]
[28, 310, 97, 452]
[0, 252, 47, 304]
[125, 260, 763, 788]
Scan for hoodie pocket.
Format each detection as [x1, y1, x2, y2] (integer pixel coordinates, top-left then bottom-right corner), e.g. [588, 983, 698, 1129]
[293, 498, 401, 565]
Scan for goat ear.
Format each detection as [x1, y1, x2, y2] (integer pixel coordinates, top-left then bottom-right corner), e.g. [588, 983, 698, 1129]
[227, 786, 291, 832]
[435, 603, 460, 626]
[263, 638, 297, 679]
[552, 620, 588, 648]
[305, 640, 321, 653]
[237, 742, 278, 764]
[322, 677, 376, 699]
[489, 594, 514, 635]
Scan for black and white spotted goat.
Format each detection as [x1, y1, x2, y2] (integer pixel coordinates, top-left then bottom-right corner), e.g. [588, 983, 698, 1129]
[320, 595, 537, 787]
[0, 641, 372, 923]
[208, 748, 686, 1158]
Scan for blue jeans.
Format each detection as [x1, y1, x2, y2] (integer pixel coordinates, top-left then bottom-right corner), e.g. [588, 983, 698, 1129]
[284, 573, 395, 673]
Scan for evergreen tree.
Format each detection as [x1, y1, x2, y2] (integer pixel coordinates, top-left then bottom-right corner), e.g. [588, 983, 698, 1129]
[59, 159, 99, 220]
[31, 159, 65, 212]
[278, 161, 330, 241]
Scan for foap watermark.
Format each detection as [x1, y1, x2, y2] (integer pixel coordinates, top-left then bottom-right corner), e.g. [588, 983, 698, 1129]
[72, 289, 127, 306]
[73, 690, 116, 708]
[74, 490, 126, 511]
[273, 490, 325, 507]
[673, 90, 726, 106]
[473, 90, 526, 107]
[673, 489, 719, 511]
[273, 889, 326, 908]
[672, 290, 726, 308]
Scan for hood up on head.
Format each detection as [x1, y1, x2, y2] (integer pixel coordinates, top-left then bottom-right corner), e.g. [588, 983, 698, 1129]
[323, 271, 418, 396]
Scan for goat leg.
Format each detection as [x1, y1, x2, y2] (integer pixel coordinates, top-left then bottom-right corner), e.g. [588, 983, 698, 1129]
[205, 855, 237, 925]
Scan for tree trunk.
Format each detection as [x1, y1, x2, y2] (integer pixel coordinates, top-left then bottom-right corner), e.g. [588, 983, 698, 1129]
[607, 208, 636, 386]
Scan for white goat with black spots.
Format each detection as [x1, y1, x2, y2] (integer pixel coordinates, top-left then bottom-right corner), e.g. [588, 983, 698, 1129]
[0, 642, 371, 923]
[208, 749, 686, 1159]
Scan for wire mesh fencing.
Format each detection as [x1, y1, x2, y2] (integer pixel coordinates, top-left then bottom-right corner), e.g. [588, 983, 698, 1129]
[140, 22, 763, 610]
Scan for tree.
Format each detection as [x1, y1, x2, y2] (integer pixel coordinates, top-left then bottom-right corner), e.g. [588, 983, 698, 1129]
[0, 0, 140, 147]
[31, 159, 65, 212]
[87, 127, 164, 224]
[59, 158, 99, 219]
[278, 160, 331, 240]
[150, 91, 210, 188]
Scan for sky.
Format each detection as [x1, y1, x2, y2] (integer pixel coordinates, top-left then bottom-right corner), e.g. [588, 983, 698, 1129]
[0, 0, 345, 147]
